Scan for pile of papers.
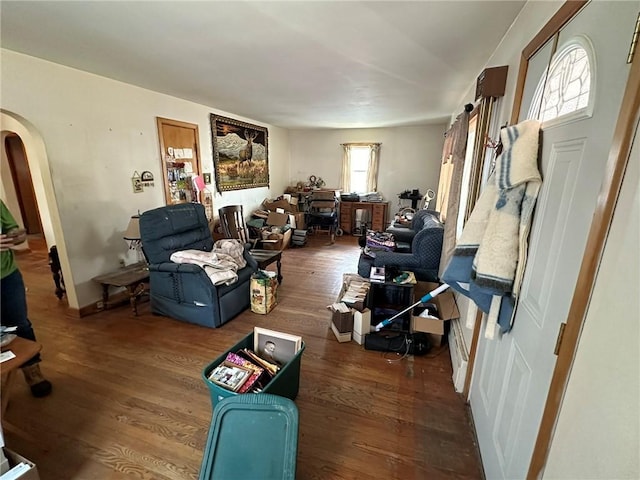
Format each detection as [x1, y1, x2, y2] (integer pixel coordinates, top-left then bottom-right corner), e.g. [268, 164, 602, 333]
[340, 279, 370, 304]
[359, 192, 384, 202]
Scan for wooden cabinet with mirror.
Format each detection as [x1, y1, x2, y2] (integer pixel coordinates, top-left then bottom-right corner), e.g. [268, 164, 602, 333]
[156, 117, 203, 205]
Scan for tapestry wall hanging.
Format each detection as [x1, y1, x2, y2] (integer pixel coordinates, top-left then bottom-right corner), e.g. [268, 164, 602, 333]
[210, 114, 269, 192]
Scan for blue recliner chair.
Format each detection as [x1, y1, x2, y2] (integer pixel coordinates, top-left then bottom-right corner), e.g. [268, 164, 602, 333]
[358, 211, 444, 282]
[139, 203, 258, 328]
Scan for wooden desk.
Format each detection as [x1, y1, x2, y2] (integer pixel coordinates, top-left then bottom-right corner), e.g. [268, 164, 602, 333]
[92, 262, 149, 315]
[340, 201, 388, 234]
[249, 249, 283, 284]
[1, 337, 42, 417]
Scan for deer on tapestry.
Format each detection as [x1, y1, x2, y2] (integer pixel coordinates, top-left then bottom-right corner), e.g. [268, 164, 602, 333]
[239, 129, 258, 166]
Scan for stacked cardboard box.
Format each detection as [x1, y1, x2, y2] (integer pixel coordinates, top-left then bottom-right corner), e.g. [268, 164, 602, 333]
[0, 448, 39, 479]
[251, 196, 309, 250]
[330, 305, 353, 342]
[328, 274, 371, 343]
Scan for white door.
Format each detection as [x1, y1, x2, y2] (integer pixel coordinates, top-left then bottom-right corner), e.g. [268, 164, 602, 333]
[470, 3, 640, 479]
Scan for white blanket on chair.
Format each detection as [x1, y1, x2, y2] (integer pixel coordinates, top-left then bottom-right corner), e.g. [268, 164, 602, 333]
[170, 239, 247, 286]
[442, 119, 541, 338]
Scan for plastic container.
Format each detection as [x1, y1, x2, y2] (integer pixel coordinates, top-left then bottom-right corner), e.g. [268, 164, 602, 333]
[202, 332, 305, 408]
[199, 394, 299, 480]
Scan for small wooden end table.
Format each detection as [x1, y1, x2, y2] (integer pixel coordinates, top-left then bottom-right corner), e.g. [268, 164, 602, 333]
[1, 337, 42, 418]
[249, 249, 283, 284]
[92, 262, 150, 315]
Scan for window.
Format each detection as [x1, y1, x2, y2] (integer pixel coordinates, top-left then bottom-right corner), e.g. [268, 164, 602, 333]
[341, 143, 380, 194]
[349, 146, 370, 193]
[528, 37, 594, 124]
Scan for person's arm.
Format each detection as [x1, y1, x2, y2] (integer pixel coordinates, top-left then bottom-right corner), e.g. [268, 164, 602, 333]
[0, 228, 27, 251]
[0, 201, 27, 251]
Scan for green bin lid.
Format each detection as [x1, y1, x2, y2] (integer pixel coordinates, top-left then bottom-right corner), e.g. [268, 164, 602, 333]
[199, 393, 299, 480]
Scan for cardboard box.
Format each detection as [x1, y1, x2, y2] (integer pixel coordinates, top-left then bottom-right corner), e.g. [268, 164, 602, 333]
[263, 198, 296, 213]
[260, 211, 293, 250]
[293, 212, 305, 230]
[353, 308, 371, 345]
[1, 449, 9, 476]
[332, 309, 353, 333]
[1, 448, 40, 480]
[411, 282, 460, 346]
[411, 312, 446, 346]
[266, 211, 289, 227]
[261, 229, 291, 250]
[330, 321, 351, 343]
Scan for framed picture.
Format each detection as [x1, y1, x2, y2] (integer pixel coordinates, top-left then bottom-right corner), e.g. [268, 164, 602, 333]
[210, 114, 269, 193]
[253, 327, 302, 366]
[208, 361, 253, 392]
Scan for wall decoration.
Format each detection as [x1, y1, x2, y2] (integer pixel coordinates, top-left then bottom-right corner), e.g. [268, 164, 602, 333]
[141, 171, 155, 188]
[210, 114, 269, 192]
[203, 173, 212, 185]
[132, 171, 143, 193]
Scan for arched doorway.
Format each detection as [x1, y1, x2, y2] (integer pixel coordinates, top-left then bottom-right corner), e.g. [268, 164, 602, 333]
[1, 109, 78, 309]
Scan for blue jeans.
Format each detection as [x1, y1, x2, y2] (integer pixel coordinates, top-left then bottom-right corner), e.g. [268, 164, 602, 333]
[1, 269, 40, 366]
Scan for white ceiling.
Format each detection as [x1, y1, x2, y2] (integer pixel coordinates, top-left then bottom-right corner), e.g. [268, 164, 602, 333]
[0, 1, 526, 129]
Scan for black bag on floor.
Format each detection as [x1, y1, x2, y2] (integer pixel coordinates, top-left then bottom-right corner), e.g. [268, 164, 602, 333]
[364, 332, 431, 356]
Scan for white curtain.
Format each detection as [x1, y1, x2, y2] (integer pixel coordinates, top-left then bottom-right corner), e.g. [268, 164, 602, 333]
[366, 143, 380, 192]
[341, 143, 380, 193]
[340, 144, 352, 193]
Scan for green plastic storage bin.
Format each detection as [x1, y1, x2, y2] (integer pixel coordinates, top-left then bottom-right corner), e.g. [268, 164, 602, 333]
[199, 393, 299, 480]
[202, 332, 305, 408]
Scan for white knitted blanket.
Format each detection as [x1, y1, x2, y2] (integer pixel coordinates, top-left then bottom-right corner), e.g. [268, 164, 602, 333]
[443, 119, 541, 338]
[170, 239, 247, 286]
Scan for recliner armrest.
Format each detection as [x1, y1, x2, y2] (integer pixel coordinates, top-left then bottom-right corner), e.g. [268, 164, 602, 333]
[243, 244, 259, 271]
[385, 225, 417, 245]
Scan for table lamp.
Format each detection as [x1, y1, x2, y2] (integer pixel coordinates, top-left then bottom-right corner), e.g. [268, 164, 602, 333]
[123, 215, 144, 262]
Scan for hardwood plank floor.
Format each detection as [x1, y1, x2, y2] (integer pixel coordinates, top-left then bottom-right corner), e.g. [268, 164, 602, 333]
[3, 233, 483, 479]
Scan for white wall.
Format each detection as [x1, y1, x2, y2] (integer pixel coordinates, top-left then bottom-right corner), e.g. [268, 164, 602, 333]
[0, 49, 291, 309]
[288, 125, 446, 209]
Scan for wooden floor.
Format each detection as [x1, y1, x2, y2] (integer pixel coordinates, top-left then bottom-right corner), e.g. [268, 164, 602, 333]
[4, 233, 483, 479]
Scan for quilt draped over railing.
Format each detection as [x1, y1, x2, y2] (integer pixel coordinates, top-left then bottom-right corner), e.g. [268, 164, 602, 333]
[442, 119, 542, 338]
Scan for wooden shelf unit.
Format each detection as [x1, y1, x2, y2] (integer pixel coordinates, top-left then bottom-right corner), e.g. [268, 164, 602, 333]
[340, 201, 388, 234]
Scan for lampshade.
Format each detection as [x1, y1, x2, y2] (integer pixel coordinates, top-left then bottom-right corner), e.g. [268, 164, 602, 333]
[123, 215, 141, 241]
